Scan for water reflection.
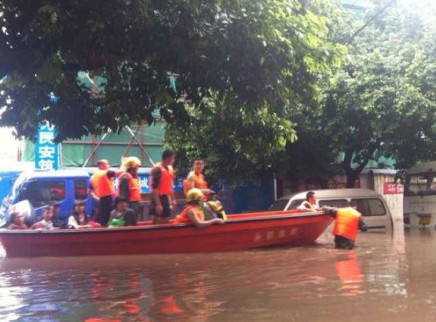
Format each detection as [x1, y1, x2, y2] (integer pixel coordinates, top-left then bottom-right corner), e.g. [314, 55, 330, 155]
[1, 225, 436, 321]
[334, 252, 364, 297]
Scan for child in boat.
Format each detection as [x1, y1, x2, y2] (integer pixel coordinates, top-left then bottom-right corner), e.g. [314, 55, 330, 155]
[31, 205, 56, 230]
[7, 211, 29, 230]
[67, 200, 101, 229]
[173, 188, 224, 228]
[107, 197, 137, 227]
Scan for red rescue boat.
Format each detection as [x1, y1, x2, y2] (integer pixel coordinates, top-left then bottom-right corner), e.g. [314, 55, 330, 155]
[0, 210, 332, 257]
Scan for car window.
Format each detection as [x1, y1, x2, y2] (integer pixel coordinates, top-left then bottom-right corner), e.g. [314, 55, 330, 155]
[289, 199, 304, 210]
[20, 180, 65, 207]
[269, 199, 290, 211]
[350, 199, 370, 216]
[351, 198, 386, 216]
[74, 179, 88, 200]
[318, 199, 349, 208]
[367, 198, 386, 216]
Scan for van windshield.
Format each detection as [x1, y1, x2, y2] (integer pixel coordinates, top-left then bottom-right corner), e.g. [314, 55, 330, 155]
[19, 180, 66, 208]
[405, 173, 436, 196]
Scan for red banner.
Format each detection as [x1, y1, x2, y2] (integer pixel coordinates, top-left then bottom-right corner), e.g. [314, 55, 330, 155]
[383, 182, 404, 194]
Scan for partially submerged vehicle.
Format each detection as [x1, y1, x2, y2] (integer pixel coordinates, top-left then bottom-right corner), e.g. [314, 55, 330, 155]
[0, 169, 92, 227]
[403, 161, 436, 227]
[270, 188, 393, 230]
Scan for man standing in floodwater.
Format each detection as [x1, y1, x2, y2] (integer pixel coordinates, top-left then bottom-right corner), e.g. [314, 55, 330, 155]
[322, 206, 368, 249]
[150, 150, 176, 224]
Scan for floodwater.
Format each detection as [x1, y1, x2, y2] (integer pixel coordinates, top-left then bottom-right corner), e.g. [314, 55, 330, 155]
[1, 224, 436, 322]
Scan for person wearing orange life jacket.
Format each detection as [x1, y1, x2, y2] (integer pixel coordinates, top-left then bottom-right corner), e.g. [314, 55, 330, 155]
[173, 188, 224, 228]
[89, 159, 117, 226]
[183, 160, 212, 196]
[322, 206, 368, 249]
[150, 150, 176, 224]
[118, 156, 142, 224]
[297, 191, 320, 211]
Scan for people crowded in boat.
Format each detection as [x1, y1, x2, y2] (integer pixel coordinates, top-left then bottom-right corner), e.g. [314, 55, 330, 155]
[2, 151, 229, 230]
[67, 200, 101, 229]
[107, 197, 137, 227]
[7, 211, 29, 230]
[173, 188, 225, 228]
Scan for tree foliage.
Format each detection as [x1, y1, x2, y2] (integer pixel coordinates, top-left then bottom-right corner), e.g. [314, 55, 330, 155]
[0, 0, 343, 144]
[283, 0, 436, 187]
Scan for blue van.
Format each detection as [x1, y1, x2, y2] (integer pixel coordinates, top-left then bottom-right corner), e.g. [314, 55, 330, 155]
[0, 169, 92, 226]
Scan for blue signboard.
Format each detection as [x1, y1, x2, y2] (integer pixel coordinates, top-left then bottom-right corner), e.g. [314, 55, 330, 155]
[35, 123, 59, 170]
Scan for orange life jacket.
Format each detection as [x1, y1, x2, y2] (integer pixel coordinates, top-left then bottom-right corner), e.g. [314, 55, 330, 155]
[183, 171, 208, 195]
[332, 207, 361, 241]
[150, 162, 174, 196]
[119, 172, 142, 202]
[173, 205, 204, 224]
[90, 170, 114, 198]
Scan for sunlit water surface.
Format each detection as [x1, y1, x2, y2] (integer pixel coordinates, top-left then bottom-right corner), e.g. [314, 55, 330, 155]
[1, 224, 435, 321]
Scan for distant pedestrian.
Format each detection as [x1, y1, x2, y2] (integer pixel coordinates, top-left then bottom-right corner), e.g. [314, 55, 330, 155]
[150, 150, 176, 224]
[89, 159, 116, 226]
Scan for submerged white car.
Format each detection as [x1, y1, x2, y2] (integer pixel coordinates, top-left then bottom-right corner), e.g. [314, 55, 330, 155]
[270, 188, 393, 230]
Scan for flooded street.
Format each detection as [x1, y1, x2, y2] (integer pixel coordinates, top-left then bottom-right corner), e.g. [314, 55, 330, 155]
[1, 224, 436, 321]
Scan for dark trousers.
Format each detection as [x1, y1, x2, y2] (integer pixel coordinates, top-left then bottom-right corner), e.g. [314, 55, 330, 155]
[97, 195, 113, 226]
[128, 201, 139, 224]
[334, 235, 355, 250]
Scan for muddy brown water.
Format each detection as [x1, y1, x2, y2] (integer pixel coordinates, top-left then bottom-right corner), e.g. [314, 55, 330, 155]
[1, 224, 436, 321]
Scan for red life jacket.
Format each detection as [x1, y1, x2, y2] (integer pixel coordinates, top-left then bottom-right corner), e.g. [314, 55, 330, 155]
[90, 170, 114, 198]
[332, 207, 361, 241]
[173, 205, 204, 224]
[150, 162, 174, 196]
[119, 172, 142, 202]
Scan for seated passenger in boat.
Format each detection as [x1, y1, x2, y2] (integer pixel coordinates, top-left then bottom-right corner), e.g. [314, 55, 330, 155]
[7, 211, 29, 230]
[67, 201, 101, 229]
[173, 188, 224, 228]
[297, 191, 320, 211]
[107, 197, 137, 227]
[31, 206, 56, 230]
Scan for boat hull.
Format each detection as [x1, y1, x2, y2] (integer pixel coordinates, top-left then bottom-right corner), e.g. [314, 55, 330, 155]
[0, 211, 332, 257]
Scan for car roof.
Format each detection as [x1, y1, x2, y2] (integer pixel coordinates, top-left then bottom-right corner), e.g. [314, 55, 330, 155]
[407, 161, 436, 175]
[278, 188, 383, 201]
[17, 169, 91, 180]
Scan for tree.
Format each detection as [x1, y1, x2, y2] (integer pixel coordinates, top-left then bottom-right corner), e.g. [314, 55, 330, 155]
[0, 0, 343, 143]
[282, 0, 436, 187]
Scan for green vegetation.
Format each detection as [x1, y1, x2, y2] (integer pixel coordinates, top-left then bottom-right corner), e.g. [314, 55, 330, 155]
[281, 0, 436, 187]
[2, 0, 436, 185]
